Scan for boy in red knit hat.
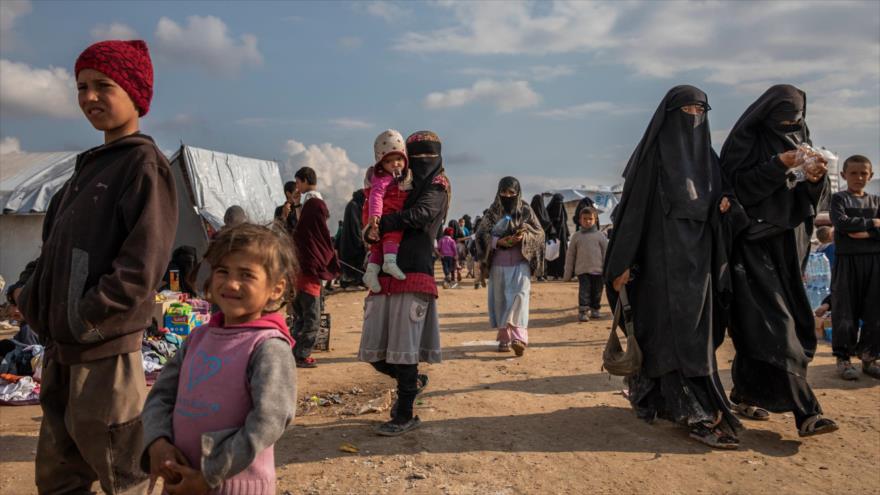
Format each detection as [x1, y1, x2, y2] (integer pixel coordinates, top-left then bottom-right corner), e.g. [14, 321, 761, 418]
[12, 39, 178, 494]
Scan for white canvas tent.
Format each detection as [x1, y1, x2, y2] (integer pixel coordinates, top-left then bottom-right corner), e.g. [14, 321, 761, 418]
[540, 184, 623, 227]
[0, 145, 285, 283]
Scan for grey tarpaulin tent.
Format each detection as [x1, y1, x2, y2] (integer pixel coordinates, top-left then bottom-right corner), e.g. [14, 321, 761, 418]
[0, 145, 285, 282]
[541, 184, 623, 227]
[167, 145, 286, 257]
[0, 151, 78, 282]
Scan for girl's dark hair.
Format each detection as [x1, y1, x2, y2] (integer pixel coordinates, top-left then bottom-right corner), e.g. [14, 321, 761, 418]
[201, 223, 298, 311]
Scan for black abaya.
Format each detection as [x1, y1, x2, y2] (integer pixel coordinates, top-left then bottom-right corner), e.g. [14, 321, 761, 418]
[530, 194, 551, 278]
[721, 85, 827, 419]
[545, 194, 569, 278]
[604, 86, 740, 433]
[338, 189, 367, 284]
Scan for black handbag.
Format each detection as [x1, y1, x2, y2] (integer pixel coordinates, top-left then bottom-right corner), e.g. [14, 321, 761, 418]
[602, 286, 642, 377]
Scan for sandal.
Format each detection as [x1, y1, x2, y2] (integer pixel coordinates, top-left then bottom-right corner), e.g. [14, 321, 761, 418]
[689, 422, 740, 450]
[798, 415, 838, 437]
[511, 340, 527, 357]
[376, 416, 421, 437]
[497, 342, 511, 352]
[734, 402, 770, 421]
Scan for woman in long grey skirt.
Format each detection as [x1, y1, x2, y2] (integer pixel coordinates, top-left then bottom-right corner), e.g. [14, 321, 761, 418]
[357, 130, 449, 436]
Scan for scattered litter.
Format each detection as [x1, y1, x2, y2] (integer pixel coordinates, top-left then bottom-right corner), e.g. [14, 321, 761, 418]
[409, 472, 428, 480]
[338, 442, 359, 454]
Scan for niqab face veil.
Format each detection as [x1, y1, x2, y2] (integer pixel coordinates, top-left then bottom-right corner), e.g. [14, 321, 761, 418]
[655, 86, 718, 221]
[494, 176, 522, 215]
[719, 84, 817, 230]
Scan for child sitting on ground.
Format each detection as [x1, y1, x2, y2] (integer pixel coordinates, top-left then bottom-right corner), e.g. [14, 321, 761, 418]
[437, 227, 458, 289]
[363, 129, 411, 292]
[563, 207, 608, 322]
[830, 154, 880, 381]
[141, 223, 297, 494]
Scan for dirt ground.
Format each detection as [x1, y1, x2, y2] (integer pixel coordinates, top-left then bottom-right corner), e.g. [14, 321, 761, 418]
[1, 276, 879, 494]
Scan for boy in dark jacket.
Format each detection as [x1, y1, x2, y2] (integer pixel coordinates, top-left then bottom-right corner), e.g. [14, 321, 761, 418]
[13, 40, 178, 494]
[291, 167, 339, 368]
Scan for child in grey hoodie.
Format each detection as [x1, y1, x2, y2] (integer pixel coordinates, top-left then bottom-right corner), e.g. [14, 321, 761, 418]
[564, 207, 608, 322]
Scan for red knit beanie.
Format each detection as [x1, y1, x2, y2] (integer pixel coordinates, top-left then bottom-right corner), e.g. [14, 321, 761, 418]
[75, 40, 153, 116]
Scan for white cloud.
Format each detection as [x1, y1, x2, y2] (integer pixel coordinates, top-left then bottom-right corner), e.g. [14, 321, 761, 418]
[536, 101, 639, 119]
[399, 1, 878, 88]
[337, 36, 363, 50]
[364, 1, 409, 22]
[398, 1, 621, 55]
[329, 118, 373, 130]
[405, 1, 879, 149]
[154, 15, 262, 75]
[0, 136, 21, 154]
[459, 64, 575, 82]
[0, 59, 79, 118]
[425, 79, 540, 113]
[0, 0, 31, 50]
[281, 139, 365, 224]
[810, 94, 880, 132]
[90, 22, 138, 40]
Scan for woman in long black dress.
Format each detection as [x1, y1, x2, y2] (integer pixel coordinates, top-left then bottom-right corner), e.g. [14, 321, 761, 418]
[338, 189, 367, 288]
[605, 85, 742, 449]
[544, 193, 569, 279]
[530, 194, 552, 281]
[721, 84, 838, 437]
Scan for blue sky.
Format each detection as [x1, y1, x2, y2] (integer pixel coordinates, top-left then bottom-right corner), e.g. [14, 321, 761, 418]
[1, 0, 878, 222]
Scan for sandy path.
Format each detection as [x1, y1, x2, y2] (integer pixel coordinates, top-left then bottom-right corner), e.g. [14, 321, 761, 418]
[2, 278, 879, 494]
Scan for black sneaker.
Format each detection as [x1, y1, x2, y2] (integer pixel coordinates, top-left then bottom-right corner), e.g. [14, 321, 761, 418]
[376, 416, 421, 436]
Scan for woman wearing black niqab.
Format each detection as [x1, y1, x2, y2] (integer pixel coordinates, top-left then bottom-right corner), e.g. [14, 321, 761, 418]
[604, 85, 743, 449]
[530, 194, 552, 280]
[544, 193, 569, 279]
[721, 84, 837, 437]
[338, 189, 368, 287]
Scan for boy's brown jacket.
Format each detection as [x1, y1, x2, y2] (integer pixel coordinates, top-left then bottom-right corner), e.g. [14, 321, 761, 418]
[17, 133, 178, 364]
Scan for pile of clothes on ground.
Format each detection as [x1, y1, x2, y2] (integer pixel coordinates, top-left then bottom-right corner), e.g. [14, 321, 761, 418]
[0, 323, 43, 406]
[141, 325, 184, 386]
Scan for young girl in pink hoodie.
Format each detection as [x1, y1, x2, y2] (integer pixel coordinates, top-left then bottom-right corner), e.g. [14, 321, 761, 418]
[141, 223, 298, 494]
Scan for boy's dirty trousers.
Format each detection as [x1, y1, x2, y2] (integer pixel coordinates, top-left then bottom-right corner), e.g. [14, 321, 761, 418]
[577, 273, 603, 311]
[36, 350, 148, 495]
[292, 291, 322, 359]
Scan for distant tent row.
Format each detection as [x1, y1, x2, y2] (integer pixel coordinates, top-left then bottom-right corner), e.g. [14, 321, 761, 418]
[540, 185, 623, 228]
[0, 145, 285, 282]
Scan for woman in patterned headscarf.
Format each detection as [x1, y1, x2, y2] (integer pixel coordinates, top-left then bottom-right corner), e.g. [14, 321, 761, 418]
[476, 177, 544, 356]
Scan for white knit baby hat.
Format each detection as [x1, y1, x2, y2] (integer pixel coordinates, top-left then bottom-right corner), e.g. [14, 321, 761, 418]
[373, 129, 407, 167]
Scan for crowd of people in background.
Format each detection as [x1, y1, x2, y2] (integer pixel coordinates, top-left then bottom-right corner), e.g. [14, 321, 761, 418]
[2, 38, 879, 495]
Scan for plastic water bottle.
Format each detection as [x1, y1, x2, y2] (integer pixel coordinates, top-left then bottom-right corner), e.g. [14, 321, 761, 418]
[492, 215, 513, 237]
[804, 252, 831, 309]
